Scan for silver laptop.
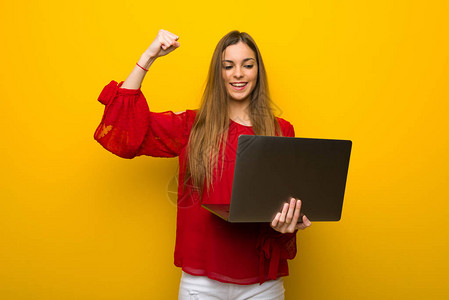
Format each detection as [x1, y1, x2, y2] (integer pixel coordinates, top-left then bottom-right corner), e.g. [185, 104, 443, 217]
[202, 135, 352, 222]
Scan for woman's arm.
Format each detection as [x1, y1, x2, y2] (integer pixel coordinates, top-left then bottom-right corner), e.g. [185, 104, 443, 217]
[94, 30, 192, 159]
[121, 29, 180, 90]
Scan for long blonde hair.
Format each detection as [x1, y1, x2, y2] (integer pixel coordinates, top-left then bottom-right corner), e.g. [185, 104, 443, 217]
[184, 30, 282, 196]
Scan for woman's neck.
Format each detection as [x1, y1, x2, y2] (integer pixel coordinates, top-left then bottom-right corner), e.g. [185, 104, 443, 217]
[228, 99, 251, 126]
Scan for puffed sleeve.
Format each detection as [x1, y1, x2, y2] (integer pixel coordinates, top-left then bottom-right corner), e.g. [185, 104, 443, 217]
[94, 80, 195, 158]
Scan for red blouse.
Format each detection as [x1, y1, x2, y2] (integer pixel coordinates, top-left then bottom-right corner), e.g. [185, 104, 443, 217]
[94, 80, 298, 285]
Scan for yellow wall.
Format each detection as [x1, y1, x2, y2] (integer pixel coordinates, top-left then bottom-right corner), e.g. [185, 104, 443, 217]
[1, 0, 448, 299]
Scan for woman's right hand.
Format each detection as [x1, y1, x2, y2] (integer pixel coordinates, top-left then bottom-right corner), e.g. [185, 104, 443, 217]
[121, 29, 180, 89]
[144, 29, 180, 59]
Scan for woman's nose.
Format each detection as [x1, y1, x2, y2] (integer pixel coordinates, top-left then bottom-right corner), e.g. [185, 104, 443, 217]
[233, 66, 243, 78]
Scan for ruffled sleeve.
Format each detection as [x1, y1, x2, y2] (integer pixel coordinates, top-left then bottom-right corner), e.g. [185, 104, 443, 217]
[257, 117, 298, 283]
[94, 80, 195, 158]
[257, 225, 297, 283]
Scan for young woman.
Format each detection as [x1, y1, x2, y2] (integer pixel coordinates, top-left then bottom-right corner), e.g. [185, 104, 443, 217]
[94, 29, 311, 299]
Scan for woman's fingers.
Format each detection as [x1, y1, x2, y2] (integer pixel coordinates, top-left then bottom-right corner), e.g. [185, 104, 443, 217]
[160, 30, 179, 47]
[272, 198, 311, 233]
[146, 29, 180, 58]
[162, 34, 175, 46]
[160, 34, 173, 49]
[166, 30, 179, 41]
[271, 212, 281, 228]
[161, 37, 180, 53]
[287, 199, 301, 232]
[285, 198, 296, 224]
[303, 215, 311, 226]
[279, 202, 289, 223]
[296, 215, 312, 230]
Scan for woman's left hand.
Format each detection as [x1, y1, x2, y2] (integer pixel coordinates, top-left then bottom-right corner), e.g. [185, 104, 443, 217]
[271, 197, 312, 233]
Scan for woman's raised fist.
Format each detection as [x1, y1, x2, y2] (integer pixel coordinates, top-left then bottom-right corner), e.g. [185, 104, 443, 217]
[144, 29, 180, 59]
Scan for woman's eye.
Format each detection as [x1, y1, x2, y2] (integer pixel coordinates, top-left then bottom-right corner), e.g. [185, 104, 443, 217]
[244, 65, 254, 69]
[224, 65, 233, 70]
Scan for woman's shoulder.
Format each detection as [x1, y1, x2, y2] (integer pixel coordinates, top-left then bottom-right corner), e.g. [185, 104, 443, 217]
[275, 116, 293, 128]
[275, 116, 295, 137]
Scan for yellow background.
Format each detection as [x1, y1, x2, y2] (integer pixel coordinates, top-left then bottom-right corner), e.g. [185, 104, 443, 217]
[1, 0, 448, 299]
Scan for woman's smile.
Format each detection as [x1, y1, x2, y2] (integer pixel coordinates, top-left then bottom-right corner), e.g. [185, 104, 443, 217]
[230, 82, 248, 90]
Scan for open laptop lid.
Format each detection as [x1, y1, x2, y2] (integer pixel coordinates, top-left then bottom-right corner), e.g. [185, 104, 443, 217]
[221, 135, 352, 223]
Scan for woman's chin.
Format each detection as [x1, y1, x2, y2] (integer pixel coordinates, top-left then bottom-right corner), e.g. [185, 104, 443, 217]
[229, 93, 250, 103]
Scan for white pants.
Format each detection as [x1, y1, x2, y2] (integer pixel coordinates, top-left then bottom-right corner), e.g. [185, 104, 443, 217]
[178, 271, 285, 300]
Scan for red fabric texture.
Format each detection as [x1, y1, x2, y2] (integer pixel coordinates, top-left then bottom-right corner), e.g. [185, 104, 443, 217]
[94, 80, 298, 285]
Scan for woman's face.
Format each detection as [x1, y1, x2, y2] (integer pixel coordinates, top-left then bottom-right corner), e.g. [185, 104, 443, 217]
[221, 41, 258, 104]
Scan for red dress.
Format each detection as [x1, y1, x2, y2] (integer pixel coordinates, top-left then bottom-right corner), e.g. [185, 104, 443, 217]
[94, 80, 298, 285]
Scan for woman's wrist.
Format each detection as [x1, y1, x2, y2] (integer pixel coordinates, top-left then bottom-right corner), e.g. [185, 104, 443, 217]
[120, 55, 154, 89]
[139, 52, 157, 70]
